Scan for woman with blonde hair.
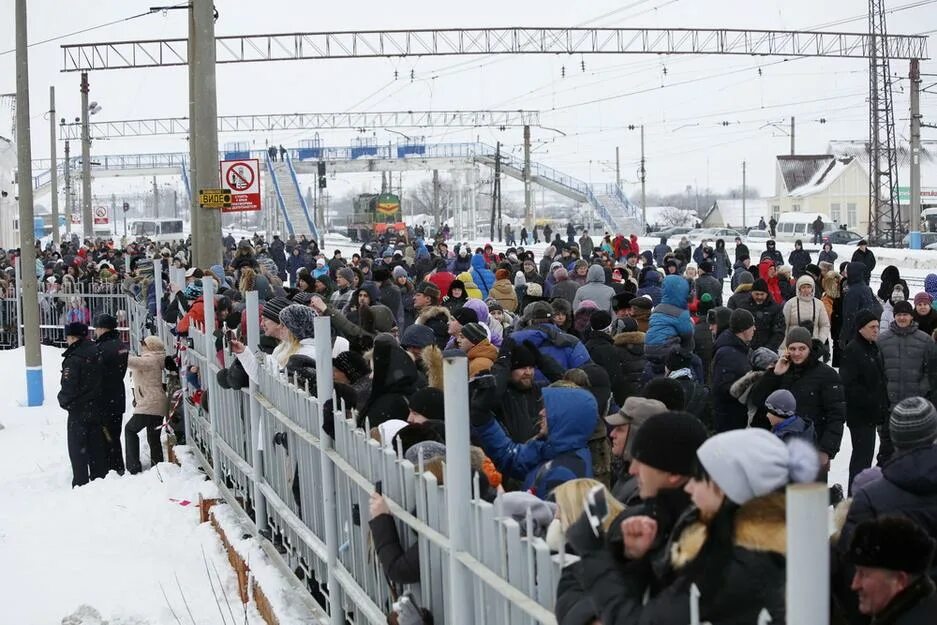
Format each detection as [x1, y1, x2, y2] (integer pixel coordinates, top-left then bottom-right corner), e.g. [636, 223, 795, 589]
[125, 335, 169, 474]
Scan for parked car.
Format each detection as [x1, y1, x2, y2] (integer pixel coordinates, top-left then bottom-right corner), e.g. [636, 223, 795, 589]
[746, 229, 770, 243]
[773, 212, 832, 242]
[654, 226, 694, 239]
[822, 230, 863, 246]
[906, 232, 937, 248]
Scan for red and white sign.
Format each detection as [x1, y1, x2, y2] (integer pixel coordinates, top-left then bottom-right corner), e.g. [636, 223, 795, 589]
[93, 206, 109, 225]
[70, 214, 81, 225]
[219, 158, 261, 213]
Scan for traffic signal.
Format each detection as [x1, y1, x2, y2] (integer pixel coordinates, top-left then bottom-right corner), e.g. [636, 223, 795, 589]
[318, 161, 327, 189]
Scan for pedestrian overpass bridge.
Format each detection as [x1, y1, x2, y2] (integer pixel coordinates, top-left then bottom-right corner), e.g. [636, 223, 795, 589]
[31, 142, 642, 237]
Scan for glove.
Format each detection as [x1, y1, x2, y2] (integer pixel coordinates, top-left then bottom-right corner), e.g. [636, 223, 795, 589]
[469, 376, 498, 428]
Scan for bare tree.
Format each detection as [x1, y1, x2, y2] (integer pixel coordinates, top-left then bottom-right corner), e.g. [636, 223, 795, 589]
[408, 176, 456, 230]
[657, 206, 697, 227]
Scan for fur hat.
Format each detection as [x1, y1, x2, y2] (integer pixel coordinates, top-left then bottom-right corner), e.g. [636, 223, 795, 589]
[629, 296, 652, 311]
[279, 304, 316, 340]
[523, 301, 553, 324]
[510, 342, 537, 369]
[408, 387, 445, 421]
[64, 322, 88, 338]
[749, 346, 779, 371]
[94, 313, 117, 330]
[848, 516, 936, 575]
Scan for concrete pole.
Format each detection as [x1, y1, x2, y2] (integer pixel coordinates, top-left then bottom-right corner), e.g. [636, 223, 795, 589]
[153, 176, 160, 219]
[909, 59, 922, 249]
[64, 140, 71, 235]
[49, 86, 60, 246]
[742, 161, 747, 230]
[523, 125, 532, 230]
[615, 145, 621, 189]
[790, 116, 795, 156]
[443, 355, 472, 624]
[192, 0, 221, 267]
[432, 169, 440, 231]
[187, 6, 200, 261]
[15, 0, 44, 406]
[80, 72, 93, 241]
[786, 484, 829, 625]
[640, 125, 647, 234]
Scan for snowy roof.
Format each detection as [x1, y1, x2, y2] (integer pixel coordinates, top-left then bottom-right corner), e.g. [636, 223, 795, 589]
[702, 198, 769, 228]
[827, 140, 937, 188]
[777, 155, 834, 193]
[788, 156, 857, 198]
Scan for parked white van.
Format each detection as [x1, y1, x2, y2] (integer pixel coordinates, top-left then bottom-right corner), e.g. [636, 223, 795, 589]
[773, 212, 836, 242]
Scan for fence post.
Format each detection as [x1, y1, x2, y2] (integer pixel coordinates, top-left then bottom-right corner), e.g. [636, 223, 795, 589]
[14, 257, 23, 348]
[154, 265, 162, 323]
[246, 290, 267, 534]
[202, 276, 222, 483]
[786, 483, 829, 625]
[443, 355, 473, 624]
[313, 315, 343, 625]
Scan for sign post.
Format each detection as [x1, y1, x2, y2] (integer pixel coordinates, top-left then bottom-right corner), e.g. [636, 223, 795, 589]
[220, 158, 261, 212]
[93, 205, 109, 225]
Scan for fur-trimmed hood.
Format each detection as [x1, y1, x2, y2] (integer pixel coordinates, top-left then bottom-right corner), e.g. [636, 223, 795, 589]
[734, 283, 753, 294]
[421, 344, 444, 390]
[613, 331, 646, 346]
[417, 305, 452, 325]
[729, 369, 765, 402]
[671, 492, 786, 570]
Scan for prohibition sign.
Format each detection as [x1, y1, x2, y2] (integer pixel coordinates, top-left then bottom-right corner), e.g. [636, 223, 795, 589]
[225, 162, 254, 192]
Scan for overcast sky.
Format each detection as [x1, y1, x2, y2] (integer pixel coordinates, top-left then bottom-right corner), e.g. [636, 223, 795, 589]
[1, 0, 935, 200]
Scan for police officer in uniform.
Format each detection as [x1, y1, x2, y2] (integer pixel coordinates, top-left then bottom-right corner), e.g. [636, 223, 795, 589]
[94, 313, 129, 474]
[59, 322, 105, 487]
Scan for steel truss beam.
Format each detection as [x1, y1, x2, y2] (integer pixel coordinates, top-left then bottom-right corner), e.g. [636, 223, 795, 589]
[61, 27, 928, 71]
[57, 109, 540, 140]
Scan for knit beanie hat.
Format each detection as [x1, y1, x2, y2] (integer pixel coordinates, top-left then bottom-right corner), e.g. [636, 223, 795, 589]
[262, 296, 291, 323]
[889, 396, 937, 449]
[737, 271, 754, 286]
[291, 291, 313, 305]
[400, 324, 436, 350]
[892, 300, 914, 316]
[525, 282, 543, 297]
[279, 304, 317, 340]
[665, 348, 694, 373]
[914, 292, 933, 307]
[408, 387, 445, 421]
[751, 278, 769, 294]
[333, 351, 371, 383]
[630, 411, 708, 475]
[510, 342, 537, 369]
[699, 260, 714, 274]
[765, 389, 797, 417]
[392, 265, 409, 280]
[730, 309, 755, 334]
[405, 440, 447, 466]
[749, 346, 780, 371]
[786, 326, 812, 347]
[847, 517, 937, 575]
[453, 307, 479, 326]
[336, 267, 356, 284]
[461, 322, 488, 345]
[696, 429, 819, 505]
[590, 310, 612, 333]
[854, 309, 879, 332]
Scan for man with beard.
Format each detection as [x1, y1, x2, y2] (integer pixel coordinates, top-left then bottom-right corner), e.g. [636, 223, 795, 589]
[738, 279, 786, 351]
[488, 340, 564, 443]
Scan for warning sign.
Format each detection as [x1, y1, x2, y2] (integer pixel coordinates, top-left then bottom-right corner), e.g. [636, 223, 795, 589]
[199, 188, 232, 209]
[219, 158, 261, 212]
[94, 206, 109, 225]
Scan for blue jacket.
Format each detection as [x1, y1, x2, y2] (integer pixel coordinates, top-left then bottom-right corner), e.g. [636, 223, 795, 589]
[771, 414, 816, 443]
[470, 254, 495, 299]
[511, 323, 592, 385]
[636, 269, 663, 307]
[645, 275, 694, 348]
[474, 386, 597, 498]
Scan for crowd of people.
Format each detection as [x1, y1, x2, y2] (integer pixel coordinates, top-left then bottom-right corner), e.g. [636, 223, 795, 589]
[41, 226, 937, 624]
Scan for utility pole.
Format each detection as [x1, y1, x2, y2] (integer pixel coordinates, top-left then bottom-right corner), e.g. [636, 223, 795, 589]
[490, 142, 502, 242]
[615, 146, 621, 189]
[80, 72, 93, 241]
[742, 161, 747, 229]
[192, 0, 222, 267]
[153, 176, 159, 219]
[523, 125, 532, 230]
[640, 124, 646, 233]
[432, 169, 440, 231]
[49, 86, 60, 246]
[15, 0, 43, 406]
[64, 139, 71, 235]
[790, 116, 795, 155]
[187, 5, 199, 263]
[909, 58, 922, 248]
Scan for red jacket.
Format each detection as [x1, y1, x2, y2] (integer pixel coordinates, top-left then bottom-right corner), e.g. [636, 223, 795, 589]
[428, 271, 455, 298]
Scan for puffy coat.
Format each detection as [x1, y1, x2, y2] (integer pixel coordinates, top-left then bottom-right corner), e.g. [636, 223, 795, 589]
[551, 273, 580, 305]
[738, 297, 785, 352]
[693, 320, 714, 384]
[712, 241, 732, 281]
[58, 337, 102, 418]
[851, 247, 877, 283]
[573, 265, 616, 313]
[456, 271, 484, 300]
[470, 254, 495, 299]
[510, 323, 592, 386]
[751, 347, 846, 457]
[711, 329, 751, 432]
[635, 270, 663, 307]
[128, 348, 169, 417]
[653, 238, 671, 265]
[585, 331, 630, 405]
[95, 330, 129, 413]
[781, 275, 831, 346]
[613, 331, 647, 399]
[369, 513, 420, 585]
[839, 331, 889, 427]
[788, 247, 812, 278]
[758, 258, 784, 304]
[473, 386, 597, 498]
[357, 337, 418, 427]
[466, 339, 498, 377]
[488, 278, 519, 312]
[877, 320, 937, 408]
[839, 262, 883, 348]
[695, 273, 723, 307]
[645, 275, 694, 354]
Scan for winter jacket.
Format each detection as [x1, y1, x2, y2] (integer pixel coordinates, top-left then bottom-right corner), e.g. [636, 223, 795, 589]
[726, 284, 753, 311]
[711, 330, 752, 432]
[474, 386, 597, 498]
[781, 276, 831, 346]
[470, 254, 495, 299]
[670, 370, 712, 430]
[635, 270, 663, 307]
[612, 331, 647, 399]
[712, 244, 731, 281]
[760, 246, 784, 267]
[653, 239, 671, 266]
[466, 339, 498, 377]
[914, 308, 937, 337]
[730, 261, 753, 292]
[839, 262, 884, 349]
[851, 247, 877, 283]
[95, 330, 129, 413]
[510, 323, 592, 386]
[840, 332, 889, 427]
[551, 275, 580, 306]
[357, 337, 418, 427]
[788, 247, 812, 278]
[585, 331, 631, 405]
[573, 265, 616, 313]
[695, 273, 723, 307]
[737, 297, 784, 352]
[456, 271, 484, 300]
[488, 278, 519, 312]
[770, 415, 816, 443]
[757, 259, 783, 304]
[751, 348, 846, 457]
[877, 320, 937, 408]
[377, 280, 403, 327]
[693, 320, 714, 384]
[369, 513, 420, 585]
[58, 337, 103, 419]
[128, 349, 169, 417]
[819, 249, 838, 265]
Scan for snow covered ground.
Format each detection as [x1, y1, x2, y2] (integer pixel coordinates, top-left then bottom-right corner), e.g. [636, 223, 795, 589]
[0, 345, 264, 625]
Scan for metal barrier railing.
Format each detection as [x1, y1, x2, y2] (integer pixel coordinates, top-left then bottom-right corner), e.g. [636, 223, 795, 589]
[130, 280, 561, 625]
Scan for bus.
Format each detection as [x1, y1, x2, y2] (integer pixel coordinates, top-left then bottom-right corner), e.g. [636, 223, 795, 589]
[128, 218, 187, 243]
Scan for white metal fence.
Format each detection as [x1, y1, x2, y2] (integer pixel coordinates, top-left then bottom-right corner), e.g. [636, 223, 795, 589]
[131, 280, 561, 625]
